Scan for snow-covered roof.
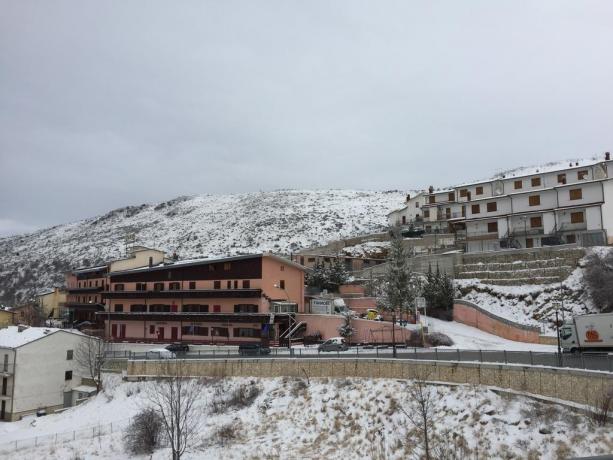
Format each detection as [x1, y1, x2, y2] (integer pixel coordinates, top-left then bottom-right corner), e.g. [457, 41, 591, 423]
[455, 157, 603, 188]
[0, 326, 84, 349]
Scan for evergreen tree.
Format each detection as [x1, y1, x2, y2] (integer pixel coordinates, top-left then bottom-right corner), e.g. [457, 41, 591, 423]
[438, 273, 455, 311]
[306, 261, 327, 289]
[382, 227, 420, 317]
[327, 256, 348, 291]
[422, 264, 437, 309]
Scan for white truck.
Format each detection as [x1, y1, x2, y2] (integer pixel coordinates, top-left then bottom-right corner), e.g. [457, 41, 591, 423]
[560, 312, 613, 353]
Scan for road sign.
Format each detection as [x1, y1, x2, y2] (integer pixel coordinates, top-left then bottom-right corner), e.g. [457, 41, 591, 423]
[415, 297, 426, 309]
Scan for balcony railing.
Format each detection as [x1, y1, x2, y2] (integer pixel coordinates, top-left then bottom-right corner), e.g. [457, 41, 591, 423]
[102, 289, 263, 299]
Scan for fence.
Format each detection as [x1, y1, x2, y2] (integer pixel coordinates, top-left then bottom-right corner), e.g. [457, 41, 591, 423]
[106, 347, 613, 373]
[0, 417, 132, 455]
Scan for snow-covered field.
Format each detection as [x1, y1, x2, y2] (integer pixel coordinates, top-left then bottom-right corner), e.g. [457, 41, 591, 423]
[1, 375, 611, 459]
[0, 190, 405, 305]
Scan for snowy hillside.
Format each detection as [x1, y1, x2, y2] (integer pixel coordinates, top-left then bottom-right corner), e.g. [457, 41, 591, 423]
[1, 375, 610, 459]
[0, 190, 404, 305]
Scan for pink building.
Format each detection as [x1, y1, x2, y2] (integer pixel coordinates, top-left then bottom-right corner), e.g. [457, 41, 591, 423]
[97, 254, 306, 345]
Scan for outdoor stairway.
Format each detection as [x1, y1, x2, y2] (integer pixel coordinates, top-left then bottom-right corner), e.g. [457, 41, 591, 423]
[454, 248, 584, 286]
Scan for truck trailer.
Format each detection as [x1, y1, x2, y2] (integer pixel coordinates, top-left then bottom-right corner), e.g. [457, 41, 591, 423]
[560, 312, 613, 353]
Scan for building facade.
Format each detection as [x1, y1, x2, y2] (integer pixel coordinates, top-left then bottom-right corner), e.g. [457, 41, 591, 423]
[388, 153, 613, 252]
[96, 253, 305, 345]
[0, 326, 89, 421]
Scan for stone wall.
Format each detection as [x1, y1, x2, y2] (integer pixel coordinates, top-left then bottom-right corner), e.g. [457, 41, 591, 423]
[127, 358, 613, 408]
[453, 300, 540, 343]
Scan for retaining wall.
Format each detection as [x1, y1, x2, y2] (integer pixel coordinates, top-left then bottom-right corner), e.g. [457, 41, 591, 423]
[453, 300, 540, 343]
[127, 358, 613, 408]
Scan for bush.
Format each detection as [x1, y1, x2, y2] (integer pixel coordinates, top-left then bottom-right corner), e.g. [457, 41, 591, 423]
[210, 382, 261, 413]
[584, 251, 613, 312]
[123, 408, 163, 455]
[426, 332, 454, 347]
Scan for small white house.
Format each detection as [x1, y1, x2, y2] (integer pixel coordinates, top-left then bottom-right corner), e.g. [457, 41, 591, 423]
[0, 326, 93, 421]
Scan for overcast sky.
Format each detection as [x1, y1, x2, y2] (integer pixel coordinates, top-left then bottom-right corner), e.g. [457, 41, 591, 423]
[1, 1, 613, 236]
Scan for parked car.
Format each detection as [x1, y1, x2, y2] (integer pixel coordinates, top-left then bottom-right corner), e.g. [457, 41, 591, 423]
[147, 348, 176, 359]
[165, 343, 189, 353]
[318, 337, 348, 352]
[238, 343, 271, 356]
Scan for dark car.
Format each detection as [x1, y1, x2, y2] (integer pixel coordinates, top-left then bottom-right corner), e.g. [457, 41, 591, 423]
[165, 343, 189, 353]
[238, 343, 271, 356]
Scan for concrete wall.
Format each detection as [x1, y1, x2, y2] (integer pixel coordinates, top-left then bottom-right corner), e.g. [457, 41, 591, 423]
[126, 358, 613, 408]
[453, 300, 540, 343]
[295, 314, 410, 344]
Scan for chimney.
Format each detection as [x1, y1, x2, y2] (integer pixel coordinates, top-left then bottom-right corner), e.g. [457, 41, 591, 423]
[148, 256, 153, 268]
[575, 162, 579, 166]
[428, 185, 434, 194]
[406, 194, 411, 202]
[569, 162, 573, 167]
[606, 152, 611, 161]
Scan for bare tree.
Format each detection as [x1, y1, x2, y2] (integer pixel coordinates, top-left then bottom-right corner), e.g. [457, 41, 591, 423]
[146, 361, 202, 460]
[74, 334, 108, 393]
[590, 385, 613, 427]
[400, 368, 440, 460]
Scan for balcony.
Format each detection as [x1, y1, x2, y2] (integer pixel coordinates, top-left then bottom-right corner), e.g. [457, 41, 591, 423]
[96, 311, 290, 324]
[557, 222, 588, 232]
[64, 302, 105, 311]
[67, 286, 103, 294]
[465, 232, 499, 242]
[102, 289, 263, 300]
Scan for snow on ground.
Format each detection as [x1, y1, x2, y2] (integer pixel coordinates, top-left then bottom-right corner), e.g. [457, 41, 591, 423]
[424, 317, 556, 351]
[456, 247, 613, 334]
[1, 375, 611, 459]
[342, 240, 390, 258]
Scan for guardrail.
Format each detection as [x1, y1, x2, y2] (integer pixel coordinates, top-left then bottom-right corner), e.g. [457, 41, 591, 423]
[106, 347, 613, 373]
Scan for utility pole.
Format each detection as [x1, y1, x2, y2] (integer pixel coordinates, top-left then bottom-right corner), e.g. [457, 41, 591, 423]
[392, 310, 397, 358]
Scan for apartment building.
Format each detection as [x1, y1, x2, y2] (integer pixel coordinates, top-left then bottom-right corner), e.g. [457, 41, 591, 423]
[0, 326, 90, 421]
[97, 253, 305, 345]
[388, 152, 613, 252]
[64, 246, 167, 326]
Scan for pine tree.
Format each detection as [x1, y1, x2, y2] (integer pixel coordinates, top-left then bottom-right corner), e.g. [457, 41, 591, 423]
[327, 256, 348, 291]
[422, 264, 437, 309]
[382, 227, 420, 317]
[306, 261, 327, 289]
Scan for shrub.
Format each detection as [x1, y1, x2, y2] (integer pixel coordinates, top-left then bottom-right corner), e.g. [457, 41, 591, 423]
[210, 383, 261, 413]
[123, 408, 163, 455]
[584, 251, 613, 312]
[426, 332, 454, 347]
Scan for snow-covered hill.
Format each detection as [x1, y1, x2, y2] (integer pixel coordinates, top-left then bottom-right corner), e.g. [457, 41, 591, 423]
[0, 190, 404, 305]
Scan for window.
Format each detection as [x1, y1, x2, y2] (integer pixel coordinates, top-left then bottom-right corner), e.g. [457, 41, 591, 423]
[471, 204, 480, 214]
[223, 262, 231, 271]
[429, 196, 435, 204]
[211, 327, 229, 337]
[208, 265, 215, 272]
[530, 216, 543, 228]
[514, 180, 522, 190]
[531, 177, 541, 187]
[149, 304, 171, 313]
[213, 305, 221, 312]
[279, 280, 285, 289]
[425, 225, 432, 233]
[280, 265, 285, 271]
[153, 283, 164, 291]
[569, 189, 582, 200]
[226, 280, 231, 289]
[566, 234, 577, 244]
[445, 208, 451, 219]
[183, 304, 209, 313]
[307, 257, 315, 263]
[114, 284, 124, 292]
[528, 195, 541, 206]
[460, 189, 468, 197]
[149, 325, 155, 334]
[475, 186, 483, 196]
[234, 328, 261, 338]
[214, 281, 221, 289]
[526, 238, 534, 248]
[558, 173, 566, 184]
[66, 350, 73, 360]
[578, 170, 588, 180]
[65, 371, 72, 381]
[234, 304, 258, 313]
[415, 202, 419, 208]
[115, 304, 124, 312]
[130, 304, 147, 312]
[233, 280, 238, 289]
[95, 280, 98, 287]
[423, 210, 430, 218]
[189, 281, 196, 290]
[570, 212, 584, 224]
[169, 282, 180, 290]
[448, 192, 455, 201]
[242, 280, 251, 289]
[136, 283, 147, 291]
[486, 202, 497, 212]
[182, 325, 208, 336]
[487, 222, 498, 233]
